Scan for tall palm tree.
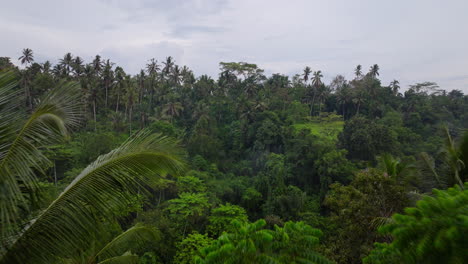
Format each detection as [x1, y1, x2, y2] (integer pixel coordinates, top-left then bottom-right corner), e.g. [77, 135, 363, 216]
[146, 58, 160, 111]
[354, 65, 362, 79]
[171, 65, 182, 85]
[369, 64, 380, 78]
[303, 66, 312, 84]
[162, 56, 174, 76]
[18, 48, 34, 109]
[18, 48, 34, 66]
[309, 71, 323, 116]
[113, 66, 125, 113]
[102, 59, 115, 108]
[59, 52, 74, 76]
[92, 55, 103, 76]
[162, 101, 183, 123]
[72, 56, 84, 78]
[390, 79, 400, 96]
[336, 85, 351, 119]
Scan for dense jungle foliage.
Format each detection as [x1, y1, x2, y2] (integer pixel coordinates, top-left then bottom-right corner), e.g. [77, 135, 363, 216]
[0, 49, 467, 263]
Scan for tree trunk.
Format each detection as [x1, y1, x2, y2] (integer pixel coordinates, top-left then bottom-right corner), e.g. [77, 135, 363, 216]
[105, 82, 108, 108]
[115, 92, 120, 113]
[93, 99, 97, 131]
[310, 94, 316, 116]
[129, 106, 133, 135]
[356, 100, 361, 115]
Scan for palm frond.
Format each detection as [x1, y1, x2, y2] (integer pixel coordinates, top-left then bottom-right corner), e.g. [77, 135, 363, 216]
[0, 131, 185, 264]
[96, 224, 160, 262]
[0, 71, 82, 240]
[98, 253, 139, 264]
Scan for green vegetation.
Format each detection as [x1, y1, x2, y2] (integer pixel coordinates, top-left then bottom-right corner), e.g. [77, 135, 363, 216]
[293, 116, 344, 141]
[0, 50, 467, 264]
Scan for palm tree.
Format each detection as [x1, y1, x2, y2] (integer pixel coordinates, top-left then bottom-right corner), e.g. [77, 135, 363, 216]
[377, 154, 416, 186]
[0, 74, 184, 261]
[336, 85, 351, 119]
[303, 66, 312, 84]
[18, 48, 34, 66]
[59, 52, 74, 76]
[113, 66, 125, 113]
[0, 131, 184, 263]
[72, 56, 84, 78]
[171, 65, 182, 85]
[309, 70, 323, 116]
[316, 84, 330, 115]
[162, 56, 174, 75]
[162, 101, 183, 123]
[146, 58, 160, 111]
[390, 79, 400, 96]
[102, 59, 114, 108]
[92, 55, 103, 76]
[62, 224, 159, 264]
[18, 48, 34, 109]
[369, 64, 380, 78]
[420, 128, 467, 189]
[41, 61, 51, 74]
[354, 65, 362, 79]
[0, 71, 81, 241]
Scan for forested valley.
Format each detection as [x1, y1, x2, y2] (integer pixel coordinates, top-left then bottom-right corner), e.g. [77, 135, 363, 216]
[0, 49, 467, 264]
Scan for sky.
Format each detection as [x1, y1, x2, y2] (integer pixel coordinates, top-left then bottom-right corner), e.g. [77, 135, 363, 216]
[2, 0, 468, 92]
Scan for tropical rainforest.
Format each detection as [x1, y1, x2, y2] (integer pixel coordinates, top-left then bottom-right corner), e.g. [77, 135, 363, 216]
[0, 49, 467, 264]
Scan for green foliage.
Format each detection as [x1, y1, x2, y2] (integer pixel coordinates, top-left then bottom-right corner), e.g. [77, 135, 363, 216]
[174, 233, 213, 264]
[339, 116, 397, 160]
[292, 118, 343, 141]
[196, 219, 331, 264]
[0, 70, 82, 240]
[167, 193, 210, 219]
[364, 184, 468, 264]
[207, 203, 248, 237]
[0, 132, 185, 263]
[177, 176, 207, 193]
[323, 169, 408, 263]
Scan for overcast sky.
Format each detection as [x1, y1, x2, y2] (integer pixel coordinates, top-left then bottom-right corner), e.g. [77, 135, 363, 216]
[2, 0, 468, 92]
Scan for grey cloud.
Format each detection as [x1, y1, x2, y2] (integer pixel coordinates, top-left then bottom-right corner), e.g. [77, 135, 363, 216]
[1, 0, 468, 92]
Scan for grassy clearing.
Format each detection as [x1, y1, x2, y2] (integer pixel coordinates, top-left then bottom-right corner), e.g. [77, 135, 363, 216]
[292, 115, 344, 141]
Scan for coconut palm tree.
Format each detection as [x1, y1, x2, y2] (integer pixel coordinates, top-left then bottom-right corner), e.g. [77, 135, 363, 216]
[162, 56, 174, 76]
[41, 61, 51, 74]
[309, 70, 323, 116]
[59, 53, 74, 76]
[303, 66, 312, 84]
[18, 48, 35, 109]
[102, 59, 115, 108]
[369, 64, 380, 78]
[113, 66, 125, 113]
[336, 84, 351, 119]
[162, 101, 183, 123]
[92, 55, 103, 76]
[18, 48, 34, 66]
[72, 56, 84, 78]
[146, 58, 160, 111]
[390, 79, 400, 96]
[354, 65, 362, 79]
